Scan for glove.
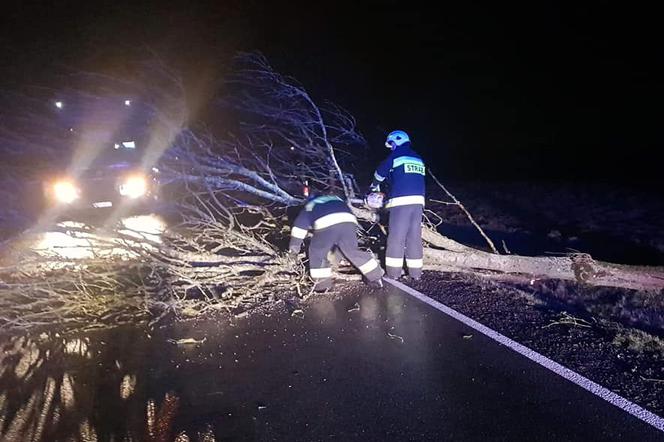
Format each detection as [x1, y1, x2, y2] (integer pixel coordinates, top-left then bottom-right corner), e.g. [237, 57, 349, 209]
[365, 191, 385, 210]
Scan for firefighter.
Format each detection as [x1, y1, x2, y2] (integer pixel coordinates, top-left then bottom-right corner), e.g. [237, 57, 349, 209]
[288, 194, 384, 291]
[370, 130, 425, 280]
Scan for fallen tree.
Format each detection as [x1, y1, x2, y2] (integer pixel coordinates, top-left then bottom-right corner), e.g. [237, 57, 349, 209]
[1, 52, 663, 331]
[0, 57, 311, 330]
[182, 52, 663, 294]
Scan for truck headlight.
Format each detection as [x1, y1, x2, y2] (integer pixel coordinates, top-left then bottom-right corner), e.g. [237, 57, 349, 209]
[119, 174, 148, 199]
[52, 180, 80, 204]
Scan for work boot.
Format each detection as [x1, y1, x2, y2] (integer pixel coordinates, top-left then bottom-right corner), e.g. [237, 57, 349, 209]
[399, 273, 420, 282]
[385, 269, 404, 280]
[313, 279, 333, 292]
[367, 278, 384, 289]
[408, 269, 423, 281]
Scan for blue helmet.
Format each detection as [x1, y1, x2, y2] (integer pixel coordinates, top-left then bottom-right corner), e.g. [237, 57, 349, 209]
[385, 130, 410, 149]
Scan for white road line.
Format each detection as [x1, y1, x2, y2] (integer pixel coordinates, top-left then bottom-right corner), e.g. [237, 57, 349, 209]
[385, 278, 664, 433]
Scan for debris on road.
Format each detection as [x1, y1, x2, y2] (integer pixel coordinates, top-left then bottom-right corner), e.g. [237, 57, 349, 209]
[291, 309, 304, 318]
[167, 337, 207, 346]
[543, 311, 593, 329]
[387, 332, 404, 343]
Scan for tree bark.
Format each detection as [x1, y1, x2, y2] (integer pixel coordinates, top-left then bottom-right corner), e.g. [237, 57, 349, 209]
[352, 206, 664, 292]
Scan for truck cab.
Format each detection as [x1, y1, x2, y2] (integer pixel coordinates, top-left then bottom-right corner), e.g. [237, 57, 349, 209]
[41, 95, 162, 221]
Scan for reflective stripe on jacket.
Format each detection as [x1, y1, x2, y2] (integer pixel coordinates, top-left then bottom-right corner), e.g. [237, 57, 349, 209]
[288, 195, 357, 252]
[372, 143, 425, 207]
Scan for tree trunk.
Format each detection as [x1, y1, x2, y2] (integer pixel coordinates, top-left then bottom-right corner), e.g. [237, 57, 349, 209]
[352, 206, 664, 292]
[425, 227, 664, 291]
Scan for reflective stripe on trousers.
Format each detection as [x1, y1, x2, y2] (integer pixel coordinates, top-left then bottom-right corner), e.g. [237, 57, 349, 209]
[310, 267, 332, 279]
[308, 223, 384, 286]
[385, 204, 424, 278]
[291, 226, 308, 239]
[385, 256, 404, 268]
[358, 258, 379, 274]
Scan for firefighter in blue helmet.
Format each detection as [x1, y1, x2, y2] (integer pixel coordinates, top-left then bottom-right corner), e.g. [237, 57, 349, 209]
[288, 194, 385, 291]
[370, 130, 425, 280]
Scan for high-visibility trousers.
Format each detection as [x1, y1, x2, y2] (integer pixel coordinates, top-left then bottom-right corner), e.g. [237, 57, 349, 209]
[308, 222, 384, 290]
[385, 204, 424, 279]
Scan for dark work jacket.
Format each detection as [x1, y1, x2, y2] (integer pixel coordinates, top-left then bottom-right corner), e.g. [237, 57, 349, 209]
[288, 195, 357, 252]
[371, 143, 426, 208]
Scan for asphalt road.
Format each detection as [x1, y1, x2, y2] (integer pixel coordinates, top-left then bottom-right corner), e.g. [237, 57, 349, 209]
[2, 282, 663, 441]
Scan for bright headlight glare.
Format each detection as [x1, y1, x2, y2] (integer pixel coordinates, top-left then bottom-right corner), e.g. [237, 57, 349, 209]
[53, 180, 80, 204]
[119, 175, 148, 198]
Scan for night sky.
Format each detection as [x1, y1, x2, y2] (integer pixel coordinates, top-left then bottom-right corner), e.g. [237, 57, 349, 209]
[1, 1, 662, 182]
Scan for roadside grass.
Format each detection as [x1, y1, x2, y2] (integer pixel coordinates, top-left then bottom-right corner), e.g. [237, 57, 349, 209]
[612, 329, 664, 356]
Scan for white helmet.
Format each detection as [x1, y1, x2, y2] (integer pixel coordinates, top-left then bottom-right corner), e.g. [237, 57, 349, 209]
[385, 130, 410, 150]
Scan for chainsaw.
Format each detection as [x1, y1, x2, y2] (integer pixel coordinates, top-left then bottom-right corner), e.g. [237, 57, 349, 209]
[364, 191, 385, 210]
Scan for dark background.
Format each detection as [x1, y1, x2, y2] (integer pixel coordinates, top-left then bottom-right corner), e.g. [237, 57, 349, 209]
[1, 0, 662, 182]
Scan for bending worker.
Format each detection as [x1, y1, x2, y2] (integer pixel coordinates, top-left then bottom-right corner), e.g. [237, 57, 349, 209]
[370, 130, 426, 280]
[288, 194, 384, 291]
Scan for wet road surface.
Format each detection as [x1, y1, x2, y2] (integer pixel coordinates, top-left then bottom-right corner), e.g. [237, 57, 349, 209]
[1, 283, 663, 441]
